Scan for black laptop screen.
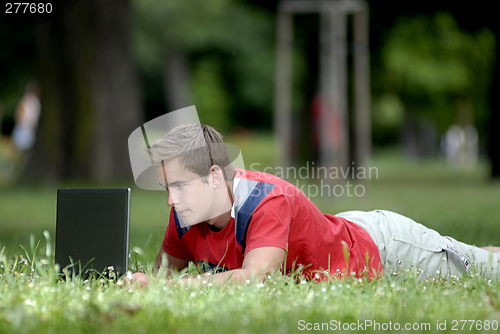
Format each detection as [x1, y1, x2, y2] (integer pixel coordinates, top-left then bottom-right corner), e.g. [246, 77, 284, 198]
[55, 188, 130, 276]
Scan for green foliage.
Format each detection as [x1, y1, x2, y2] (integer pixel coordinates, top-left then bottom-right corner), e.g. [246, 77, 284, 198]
[131, 0, 275, 129]
[373, 94, 404, 128]
[371, 93, 405, 145]
[191, 57, 231, 131]
[380, 12, 496, 132]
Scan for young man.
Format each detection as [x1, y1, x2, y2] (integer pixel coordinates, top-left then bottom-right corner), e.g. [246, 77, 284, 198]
[130, 123, 500, 286]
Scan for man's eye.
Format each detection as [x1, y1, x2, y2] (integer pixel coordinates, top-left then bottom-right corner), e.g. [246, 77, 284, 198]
[176, 184, 184, 190]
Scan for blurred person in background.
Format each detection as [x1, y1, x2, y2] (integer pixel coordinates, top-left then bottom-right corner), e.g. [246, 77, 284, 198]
[12, 80, 41, 152]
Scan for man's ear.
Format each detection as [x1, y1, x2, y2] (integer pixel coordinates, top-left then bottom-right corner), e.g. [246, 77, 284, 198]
[210, 165, 224, 185]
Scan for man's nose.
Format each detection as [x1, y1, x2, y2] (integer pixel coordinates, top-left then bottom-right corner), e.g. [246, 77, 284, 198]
[167, 190, 179, 207]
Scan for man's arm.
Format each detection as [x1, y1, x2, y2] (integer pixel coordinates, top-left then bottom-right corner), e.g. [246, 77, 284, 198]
[129, 246, 285, 287]
[171, 246, 285, 286]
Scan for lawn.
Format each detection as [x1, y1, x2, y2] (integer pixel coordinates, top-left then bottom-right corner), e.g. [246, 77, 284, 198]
[1, 134, 500, 333]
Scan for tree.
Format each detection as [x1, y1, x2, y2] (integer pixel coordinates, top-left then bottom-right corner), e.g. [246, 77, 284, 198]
[26, 0, 142, 181]
[381, 13, 495, 132]
[131, 0, 275, 132]
[366, 0, 500, 177]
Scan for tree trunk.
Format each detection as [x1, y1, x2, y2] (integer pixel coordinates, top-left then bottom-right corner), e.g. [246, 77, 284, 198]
[485, 15, 500, 178]
[488, 58, 500, 178]
[163, 48, 191, 112]
[26, 0, 142, 182]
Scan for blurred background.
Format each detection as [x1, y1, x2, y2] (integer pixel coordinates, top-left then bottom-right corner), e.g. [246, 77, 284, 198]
[0, 0, 499, 260]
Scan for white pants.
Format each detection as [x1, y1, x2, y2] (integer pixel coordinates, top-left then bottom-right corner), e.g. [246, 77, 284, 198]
[336, 210, 500, 278]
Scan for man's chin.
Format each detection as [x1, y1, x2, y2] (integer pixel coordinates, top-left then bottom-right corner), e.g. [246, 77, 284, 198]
[176, 210, 210, 226]
[182, 218, 204, 227]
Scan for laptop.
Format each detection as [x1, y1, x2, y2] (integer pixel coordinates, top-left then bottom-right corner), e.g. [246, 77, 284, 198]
[55, 188, 131, 277]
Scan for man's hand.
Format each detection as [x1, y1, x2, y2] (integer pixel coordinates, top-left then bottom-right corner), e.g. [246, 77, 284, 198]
[121, 272, 151, 288]
[131, 272, 151, 286]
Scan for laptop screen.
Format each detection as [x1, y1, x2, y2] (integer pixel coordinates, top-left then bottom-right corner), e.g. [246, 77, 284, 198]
[55, 188, 131, 276]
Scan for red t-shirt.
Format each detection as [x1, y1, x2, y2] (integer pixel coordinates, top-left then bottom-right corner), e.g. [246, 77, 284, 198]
[163, 169, 383, 280]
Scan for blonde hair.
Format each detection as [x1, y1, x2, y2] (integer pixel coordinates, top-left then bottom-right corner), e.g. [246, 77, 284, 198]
[149, 123, 235, 181]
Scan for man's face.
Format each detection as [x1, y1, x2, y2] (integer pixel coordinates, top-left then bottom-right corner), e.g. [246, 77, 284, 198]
[156, 159, 216, 226]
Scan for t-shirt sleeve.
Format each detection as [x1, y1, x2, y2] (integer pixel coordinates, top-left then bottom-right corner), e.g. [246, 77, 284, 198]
[243, 194, 291, 256]
[162, 209, 192, 260]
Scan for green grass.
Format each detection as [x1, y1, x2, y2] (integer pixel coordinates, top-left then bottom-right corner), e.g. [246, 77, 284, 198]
[1, 256, 500, 333]
[2, 136, 500, 333]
